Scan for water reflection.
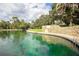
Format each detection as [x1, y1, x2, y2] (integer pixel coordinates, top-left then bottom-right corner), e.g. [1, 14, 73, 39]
[42, 35, 79, 52]
[32, 33, 79, 56]
[0, 31, 78, 56]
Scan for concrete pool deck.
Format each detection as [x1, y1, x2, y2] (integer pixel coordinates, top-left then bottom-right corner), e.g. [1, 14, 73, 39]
[27, 30, 79, 46]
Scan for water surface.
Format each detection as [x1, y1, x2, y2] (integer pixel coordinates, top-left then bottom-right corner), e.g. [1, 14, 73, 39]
[0, 31, 79, 56]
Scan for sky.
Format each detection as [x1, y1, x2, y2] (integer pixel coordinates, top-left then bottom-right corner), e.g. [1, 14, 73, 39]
[0, 3, 52, 22]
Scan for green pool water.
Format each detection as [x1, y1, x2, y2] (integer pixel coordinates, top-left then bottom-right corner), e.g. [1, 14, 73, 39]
[0, 31, 79, 56]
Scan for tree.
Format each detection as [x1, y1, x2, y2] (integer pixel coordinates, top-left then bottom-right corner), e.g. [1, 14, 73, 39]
[0, 20, 11, 29]
[51, 3, 79, 26]
[31, 15, 53, 29]
[11, 17, 30, 29]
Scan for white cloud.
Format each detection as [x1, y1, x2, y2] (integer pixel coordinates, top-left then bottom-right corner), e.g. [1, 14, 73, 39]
[0, 3, 52, 22]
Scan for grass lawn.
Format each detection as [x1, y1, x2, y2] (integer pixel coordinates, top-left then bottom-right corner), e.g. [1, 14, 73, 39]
[28, 29, 43, 32]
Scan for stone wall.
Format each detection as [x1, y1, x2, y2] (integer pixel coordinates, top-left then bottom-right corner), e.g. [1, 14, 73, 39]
[42, 25, 79, 38]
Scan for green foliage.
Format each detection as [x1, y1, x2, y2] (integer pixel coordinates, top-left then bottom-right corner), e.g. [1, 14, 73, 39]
[56, 4, 79, 26]
[31, 3, 79, 29]
[0, 17, 30, 29]
[0, 20, 11, 29]
[0, 4, 79, 29]
[31, 15, 53, 29]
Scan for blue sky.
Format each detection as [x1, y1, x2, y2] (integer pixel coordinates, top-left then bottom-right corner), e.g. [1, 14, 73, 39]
[0, 3, 52, 22]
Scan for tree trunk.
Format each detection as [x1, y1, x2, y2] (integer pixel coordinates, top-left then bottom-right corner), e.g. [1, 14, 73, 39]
[69, 18, 73, 26]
